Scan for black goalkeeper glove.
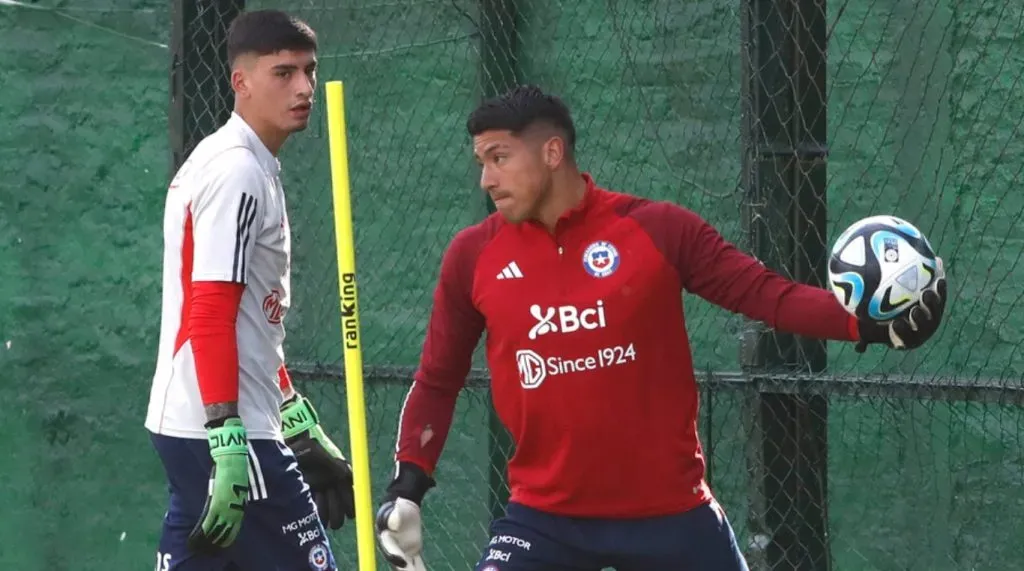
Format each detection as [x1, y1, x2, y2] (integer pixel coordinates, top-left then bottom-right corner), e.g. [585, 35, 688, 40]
[856, 266, 948, 353]
[281, 394, 355, 530]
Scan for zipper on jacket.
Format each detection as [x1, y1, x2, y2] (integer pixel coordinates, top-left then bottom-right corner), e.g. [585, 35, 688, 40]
[555, 240, 569, 296]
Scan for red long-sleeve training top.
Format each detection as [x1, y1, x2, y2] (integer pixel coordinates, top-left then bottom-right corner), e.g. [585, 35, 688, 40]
[397, 173, 859, 518]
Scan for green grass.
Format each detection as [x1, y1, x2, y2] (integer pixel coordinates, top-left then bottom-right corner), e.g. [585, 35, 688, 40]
[0, 0, 1022, 569]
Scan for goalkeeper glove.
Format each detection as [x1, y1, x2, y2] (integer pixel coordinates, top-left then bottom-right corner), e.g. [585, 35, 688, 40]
[281, 393, 355, 530]
[856, 259, 948, 352]
[375, 462, 435, 571]
[188, 416, 250, 554]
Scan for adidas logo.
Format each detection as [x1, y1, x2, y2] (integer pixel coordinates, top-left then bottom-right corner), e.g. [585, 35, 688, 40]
[496, 261, 524, 280]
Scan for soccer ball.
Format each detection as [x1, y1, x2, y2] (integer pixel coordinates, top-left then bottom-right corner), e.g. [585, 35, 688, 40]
[828, 215, 940, 322]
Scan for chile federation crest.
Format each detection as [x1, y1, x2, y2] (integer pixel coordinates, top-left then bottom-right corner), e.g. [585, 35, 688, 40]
[582, 240, 620, 278]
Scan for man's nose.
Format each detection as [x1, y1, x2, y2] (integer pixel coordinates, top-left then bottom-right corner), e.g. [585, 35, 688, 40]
[296, 74, 314, 97]
[480, 165, 498, 191]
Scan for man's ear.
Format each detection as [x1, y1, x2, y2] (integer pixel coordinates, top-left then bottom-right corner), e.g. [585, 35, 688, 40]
[230, 55, 256, 99]
[541, 136, 566, 169]
[230, 67, 248, 99]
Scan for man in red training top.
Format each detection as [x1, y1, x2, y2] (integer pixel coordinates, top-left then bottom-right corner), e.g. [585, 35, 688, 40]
[145, 10, 353, 569]
[374, 85, 947, 570]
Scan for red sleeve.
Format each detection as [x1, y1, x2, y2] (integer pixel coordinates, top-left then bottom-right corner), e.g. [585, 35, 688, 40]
[629, 201, 859, 342]
[396, 226, 488, 475]
[189, 281, 246, 405]
[278, 364, 293, 392]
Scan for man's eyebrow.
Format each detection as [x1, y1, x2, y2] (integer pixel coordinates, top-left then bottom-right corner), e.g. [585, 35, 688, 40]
[474, 142, 506, 158]
[271, 62, 316, 71]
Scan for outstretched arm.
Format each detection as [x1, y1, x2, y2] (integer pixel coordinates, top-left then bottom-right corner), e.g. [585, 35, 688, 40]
[631, 201, 859, 342]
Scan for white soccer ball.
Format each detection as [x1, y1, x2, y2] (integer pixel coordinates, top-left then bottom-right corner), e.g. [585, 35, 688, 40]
[828, 215, 940, 322]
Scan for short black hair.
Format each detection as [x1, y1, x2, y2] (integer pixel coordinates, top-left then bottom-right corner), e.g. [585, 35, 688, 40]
[226, 10, 318, 66]
[466, 85, 577, 154]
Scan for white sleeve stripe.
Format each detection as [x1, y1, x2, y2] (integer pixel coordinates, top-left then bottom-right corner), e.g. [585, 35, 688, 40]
[240, 197, 257, 279]
[232, 193, 258, 283]
[393, 380, 417, 478]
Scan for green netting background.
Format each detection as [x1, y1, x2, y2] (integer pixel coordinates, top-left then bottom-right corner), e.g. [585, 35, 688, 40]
[1, 0, 1022, 569]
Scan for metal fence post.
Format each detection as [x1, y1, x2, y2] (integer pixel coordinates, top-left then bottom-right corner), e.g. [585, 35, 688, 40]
[740, 0, 830, 569]
[169, 0, 244, 175]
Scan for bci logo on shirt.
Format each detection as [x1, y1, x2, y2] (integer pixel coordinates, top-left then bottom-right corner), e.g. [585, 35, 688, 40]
[527, 301, 607, 340]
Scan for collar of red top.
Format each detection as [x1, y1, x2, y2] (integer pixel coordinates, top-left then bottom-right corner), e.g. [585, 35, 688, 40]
[525, 172, 601, 231]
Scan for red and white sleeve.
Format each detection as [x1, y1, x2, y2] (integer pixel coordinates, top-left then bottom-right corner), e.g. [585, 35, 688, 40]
[395, 228, 487, 475]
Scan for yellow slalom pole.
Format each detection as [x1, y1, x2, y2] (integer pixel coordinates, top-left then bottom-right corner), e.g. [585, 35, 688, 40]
[324, 80, 376, 571]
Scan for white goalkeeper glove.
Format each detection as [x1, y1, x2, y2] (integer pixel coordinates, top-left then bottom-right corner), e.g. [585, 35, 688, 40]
[376, 498, 426, 571]
[375, 462, 435, 571]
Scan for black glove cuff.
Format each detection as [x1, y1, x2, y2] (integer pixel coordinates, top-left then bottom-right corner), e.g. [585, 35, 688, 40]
[856, 319, 887, 347]
[203, 413, 241, 429]
[384, 461, 436, 505]
[281, 391, 301, 409]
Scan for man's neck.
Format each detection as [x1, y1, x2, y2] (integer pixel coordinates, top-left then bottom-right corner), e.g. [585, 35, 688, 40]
[536, 169, 588, 233]
[234, 107, 285, 156]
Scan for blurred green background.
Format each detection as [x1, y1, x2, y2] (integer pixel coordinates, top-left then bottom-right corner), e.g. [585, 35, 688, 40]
[1, 0, 1022, 570]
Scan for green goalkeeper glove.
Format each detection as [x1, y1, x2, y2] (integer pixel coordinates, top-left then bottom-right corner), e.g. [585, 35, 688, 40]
[281, 394, 355, 530]
[187, 417, 250, 554]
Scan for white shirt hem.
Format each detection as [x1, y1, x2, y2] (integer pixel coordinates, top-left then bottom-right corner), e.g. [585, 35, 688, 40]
[144, 422, 283, 442]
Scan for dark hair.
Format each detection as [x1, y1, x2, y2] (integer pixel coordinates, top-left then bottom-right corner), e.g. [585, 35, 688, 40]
[466, 85, 577, 154]
[227, 10, 318, 65]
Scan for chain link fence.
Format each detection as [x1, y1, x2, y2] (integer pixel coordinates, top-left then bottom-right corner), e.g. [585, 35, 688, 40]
[1, 0, 1022, 569]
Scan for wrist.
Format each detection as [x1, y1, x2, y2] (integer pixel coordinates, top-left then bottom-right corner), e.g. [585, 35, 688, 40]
[280, 394, 319, 440]
[206, 417, 247, 456]
[280, 388, 304, 409]
[281, 385, 297, 401]
[385, 461, 436, 505]
[204, 402, 239, 426]
[847, 314, 860, 341]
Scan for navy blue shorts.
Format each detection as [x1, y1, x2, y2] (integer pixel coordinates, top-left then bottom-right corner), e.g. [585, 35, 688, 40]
[473, 500, 749, 571]
[150, 432, 337, 571]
